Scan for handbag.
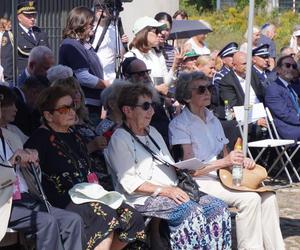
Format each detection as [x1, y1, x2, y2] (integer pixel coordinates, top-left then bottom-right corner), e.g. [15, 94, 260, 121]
[122, 124, 205, 203]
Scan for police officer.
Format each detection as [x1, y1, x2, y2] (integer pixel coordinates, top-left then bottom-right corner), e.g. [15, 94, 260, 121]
[213, 42, 239, 89]
[252, 44, 277, 89]
[1, 1, 49, 84]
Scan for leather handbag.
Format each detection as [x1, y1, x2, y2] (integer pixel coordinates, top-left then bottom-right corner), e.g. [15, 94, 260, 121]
[122, 124, 205, 203]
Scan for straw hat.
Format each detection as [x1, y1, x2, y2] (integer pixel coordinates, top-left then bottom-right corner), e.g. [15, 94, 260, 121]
[219, 164, 274, 192]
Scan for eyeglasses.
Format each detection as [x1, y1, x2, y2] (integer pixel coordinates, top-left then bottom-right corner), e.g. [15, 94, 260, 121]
[50, 103, 76, 115]
[133, 102, 155, 111]
[128, 69, 151, 77]
[192, 85, 213, 95]
[283, 62, 297, 69]
[149, 28, 159, 35]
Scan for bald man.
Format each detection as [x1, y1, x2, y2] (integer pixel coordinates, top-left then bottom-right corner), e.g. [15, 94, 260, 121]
[219, 51, 264, 108]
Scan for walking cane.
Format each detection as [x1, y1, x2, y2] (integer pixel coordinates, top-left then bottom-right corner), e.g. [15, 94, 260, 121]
[29, 162, 51, 213]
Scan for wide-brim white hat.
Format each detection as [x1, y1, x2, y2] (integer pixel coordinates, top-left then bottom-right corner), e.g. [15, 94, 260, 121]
[69, 183, 124, 209]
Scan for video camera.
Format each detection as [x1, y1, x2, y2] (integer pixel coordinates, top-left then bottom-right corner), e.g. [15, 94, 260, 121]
[94, 0, 133, 16]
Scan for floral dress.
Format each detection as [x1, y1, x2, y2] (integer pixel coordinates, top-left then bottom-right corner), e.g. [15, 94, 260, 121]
[24, 127, 146, 249]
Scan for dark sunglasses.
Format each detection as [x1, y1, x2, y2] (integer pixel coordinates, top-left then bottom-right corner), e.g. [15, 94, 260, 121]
[192, 85, 213, 95]
[133, 102, 155, 111]
[149, 28, 159, 35]
[128, 69, 151, 77]
[283, 62, 297, 69]
[50, 103, 76, 115]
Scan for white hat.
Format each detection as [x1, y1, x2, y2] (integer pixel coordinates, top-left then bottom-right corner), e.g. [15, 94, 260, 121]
[69, 183, 124, 209]
[132, 16, 165, 35]
[0, 166, 16, 241]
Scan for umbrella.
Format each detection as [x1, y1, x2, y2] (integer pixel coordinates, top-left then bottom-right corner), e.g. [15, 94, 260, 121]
[168, 20, 212, 40]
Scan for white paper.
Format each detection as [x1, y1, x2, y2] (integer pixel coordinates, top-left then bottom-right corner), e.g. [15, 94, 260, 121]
[173, 158, 205, 170]
[233, 103, 266, 124]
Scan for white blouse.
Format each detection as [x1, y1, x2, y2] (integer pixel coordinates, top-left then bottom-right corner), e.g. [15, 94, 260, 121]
[169, 107, 228, 180]
[107, 126, 177, 206]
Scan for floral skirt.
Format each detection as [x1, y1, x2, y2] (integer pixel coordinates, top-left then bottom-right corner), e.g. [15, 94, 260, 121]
[67, 202, 147, 250]
[135, 195, 231, 250]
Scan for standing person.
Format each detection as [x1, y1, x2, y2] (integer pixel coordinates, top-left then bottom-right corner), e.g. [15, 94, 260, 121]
[172, 10, 188, 20]
[59, 6, 109, 125]
[169, 71, 285, 250]
[185, 20, 211, 56]
[126, 16, 177, 96]
[107, 84, 232, 249]
[240, 26, 260, 53]
[24, 86, 146, 250]
[1, 1, 49, 84]
[258, 23, 277, 70]
[92, 0, 128, 83]
[154, 12, 177, 70]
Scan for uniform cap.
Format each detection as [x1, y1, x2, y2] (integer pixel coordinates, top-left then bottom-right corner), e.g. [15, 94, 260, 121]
[217, 42, 238, 58]
[252, 44, 270, 58]
[17, 1, 37, 15]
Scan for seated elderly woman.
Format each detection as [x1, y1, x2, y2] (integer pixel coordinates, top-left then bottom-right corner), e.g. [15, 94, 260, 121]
[24, 86, 146, 250]
[168, 71, 284, 250]
[107, 84, 232, 249]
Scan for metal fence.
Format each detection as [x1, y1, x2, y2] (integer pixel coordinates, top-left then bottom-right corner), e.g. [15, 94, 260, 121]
[278, 0, 300, 12]
[0, 0, 94, 61]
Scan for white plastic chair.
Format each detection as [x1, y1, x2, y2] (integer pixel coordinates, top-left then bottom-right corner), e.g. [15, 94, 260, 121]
[233, 103, 297, 183]
[265, 107, 300, 181]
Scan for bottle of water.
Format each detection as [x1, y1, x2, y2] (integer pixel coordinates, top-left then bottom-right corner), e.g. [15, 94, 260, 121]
[232, 138, 243, 186]
[224, 100, 233, 121]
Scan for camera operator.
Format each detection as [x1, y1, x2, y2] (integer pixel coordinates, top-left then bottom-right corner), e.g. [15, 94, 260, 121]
[92, 0, 129, 84]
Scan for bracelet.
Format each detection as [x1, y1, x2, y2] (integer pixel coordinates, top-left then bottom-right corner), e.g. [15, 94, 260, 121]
[151, 187, 162, 197]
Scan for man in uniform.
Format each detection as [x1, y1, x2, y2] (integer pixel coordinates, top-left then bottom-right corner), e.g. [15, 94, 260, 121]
[1, 1, 49, 84]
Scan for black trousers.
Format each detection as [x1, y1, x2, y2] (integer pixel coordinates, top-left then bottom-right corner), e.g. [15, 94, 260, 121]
[8, 193, 84, 250]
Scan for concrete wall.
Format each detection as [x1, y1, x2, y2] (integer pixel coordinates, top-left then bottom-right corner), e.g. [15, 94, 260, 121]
[120, 0, 179, 42]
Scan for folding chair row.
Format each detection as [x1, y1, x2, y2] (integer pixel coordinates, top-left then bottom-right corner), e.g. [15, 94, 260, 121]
[233, 103, 300, 184]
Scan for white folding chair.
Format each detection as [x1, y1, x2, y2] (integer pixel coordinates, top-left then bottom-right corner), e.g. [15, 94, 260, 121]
[265, 107, 300, 181]
[233, 103, 297, 184]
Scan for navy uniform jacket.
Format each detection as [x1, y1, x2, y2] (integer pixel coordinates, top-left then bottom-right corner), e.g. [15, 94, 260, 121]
[213, 65, 230, 89]
[1, 25, 49, 83]
[252, 66, 277, 89]
[265, 78, 300, 141]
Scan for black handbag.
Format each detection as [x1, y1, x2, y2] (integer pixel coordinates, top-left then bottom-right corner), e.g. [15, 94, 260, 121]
[122, 124, 205, 203]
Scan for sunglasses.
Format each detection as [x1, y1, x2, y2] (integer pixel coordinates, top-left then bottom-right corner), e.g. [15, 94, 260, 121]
[128, 69, 151, 77]
[50, 103, 76, 115]
[283, 62, 297, 69]
[133, 102, 155, 111]
[192, 85, 213, 95]
[149, 28, 159, 35]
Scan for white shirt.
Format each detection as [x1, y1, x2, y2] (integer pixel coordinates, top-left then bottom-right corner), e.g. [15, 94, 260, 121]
[19, 23, 36, 40]
[107, 126, 178, 206]
[186, 38, 211, 55]
[234, 72, 260, 105]
[169, 107, 229, 180]
[92, 24, 124, 83]
[124, 48, 175, 85]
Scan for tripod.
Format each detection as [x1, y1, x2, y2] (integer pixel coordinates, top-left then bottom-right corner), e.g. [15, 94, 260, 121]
[93, 0, 127, 79]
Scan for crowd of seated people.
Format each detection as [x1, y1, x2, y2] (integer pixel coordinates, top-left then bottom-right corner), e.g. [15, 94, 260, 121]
[2, 1, 300, 249]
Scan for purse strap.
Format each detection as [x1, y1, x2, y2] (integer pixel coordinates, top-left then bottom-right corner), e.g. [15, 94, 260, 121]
[122, 123, 174, 168]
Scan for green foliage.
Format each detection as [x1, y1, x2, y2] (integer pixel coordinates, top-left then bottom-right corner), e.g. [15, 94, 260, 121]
[178, 5, 300, 54]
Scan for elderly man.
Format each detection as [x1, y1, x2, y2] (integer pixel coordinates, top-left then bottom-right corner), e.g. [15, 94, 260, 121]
[258, 23, 276, 70]
[18, 45, 54, 86]
[1, 1, 49, 84]
[265, 55, 300, 141]
[219, 51, 264, 107]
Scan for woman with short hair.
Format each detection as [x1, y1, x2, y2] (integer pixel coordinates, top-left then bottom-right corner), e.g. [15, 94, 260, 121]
[25, 85, 146, 250]
[169, 71, 284, 250]
[107, 84, 232, 249]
